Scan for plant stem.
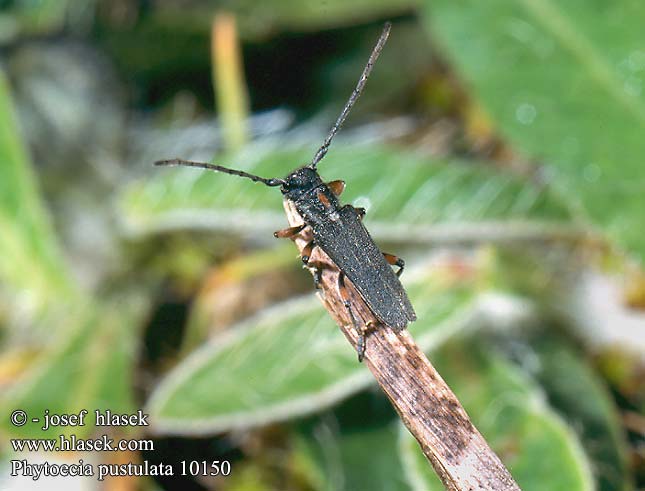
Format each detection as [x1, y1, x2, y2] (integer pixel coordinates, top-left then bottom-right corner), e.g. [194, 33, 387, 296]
[211, 12, 249, 153]
[282, 199, 522, 491]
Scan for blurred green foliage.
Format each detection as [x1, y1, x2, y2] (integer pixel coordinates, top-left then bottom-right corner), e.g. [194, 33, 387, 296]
[426, 0, 645, 261]
[0, 72, 76, 326]
[0, 1, 643, 490]
[123, 144, 574, 239]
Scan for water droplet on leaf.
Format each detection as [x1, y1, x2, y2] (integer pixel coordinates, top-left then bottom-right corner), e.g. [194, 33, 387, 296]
[516, 103, 537, 125]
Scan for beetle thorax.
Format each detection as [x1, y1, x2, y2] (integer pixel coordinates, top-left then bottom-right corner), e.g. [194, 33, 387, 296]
[281, 166, 324, 199]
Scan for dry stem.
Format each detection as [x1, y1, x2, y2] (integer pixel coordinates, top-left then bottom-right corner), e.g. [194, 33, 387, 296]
[283, 200, 521, 491]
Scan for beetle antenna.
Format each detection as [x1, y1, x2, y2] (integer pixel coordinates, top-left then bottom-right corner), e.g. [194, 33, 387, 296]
[310, 22, 391, 169]
[154, 159, 285, 187]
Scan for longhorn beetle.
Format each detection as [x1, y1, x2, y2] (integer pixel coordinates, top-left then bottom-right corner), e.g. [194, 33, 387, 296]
[155, 22, 416, 361]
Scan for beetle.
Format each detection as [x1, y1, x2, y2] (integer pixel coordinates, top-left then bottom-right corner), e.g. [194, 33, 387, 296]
[155, 22, 416, 361]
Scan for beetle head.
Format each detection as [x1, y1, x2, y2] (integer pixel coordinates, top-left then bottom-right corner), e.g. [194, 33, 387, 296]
[281, 166, 323, 198]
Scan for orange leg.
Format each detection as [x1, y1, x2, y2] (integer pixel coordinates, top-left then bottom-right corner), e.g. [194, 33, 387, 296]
[383, 252, 405, 277]
[274, 223, 305, 238]
[301, 240, 315, 264]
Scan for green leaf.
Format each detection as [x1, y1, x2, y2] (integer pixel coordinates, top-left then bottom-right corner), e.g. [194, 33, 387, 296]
[145, 259, 478, 435]
[110, 0, 419, 40]
[0, 70, 75, 326]
[424, 0, 645, 262]
[531, 337, 632, 491]
[122, 143, 574, 243]
[399, 339, 595, 491]
[0, 296, 143, 439]
[296, 393, 408, 491]
[0, 0, 77, 40]
[233, 0, 419, 35]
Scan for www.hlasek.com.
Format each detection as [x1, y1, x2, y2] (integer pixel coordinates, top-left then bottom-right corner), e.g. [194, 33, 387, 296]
[11, 433, 154, 452]
[8, 408, 232, 481]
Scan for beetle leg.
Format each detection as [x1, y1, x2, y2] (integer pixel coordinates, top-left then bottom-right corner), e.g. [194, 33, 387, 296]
[338, 272, 365, 362]
[359, 320, 380, 357]
[327, 179, 346, 197]
[274, 223, 305, 239]
[358, 320, 378, 361]
[356, 334, 366, 362]
[301, 240, 315, 264]
[383, 252, 405, 277]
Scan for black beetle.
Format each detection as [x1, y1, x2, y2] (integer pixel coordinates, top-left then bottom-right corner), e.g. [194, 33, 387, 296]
[155, 22, 416, 361]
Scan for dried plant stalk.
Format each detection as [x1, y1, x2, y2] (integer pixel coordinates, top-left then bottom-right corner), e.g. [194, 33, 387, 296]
[283, 200, 522, 491]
